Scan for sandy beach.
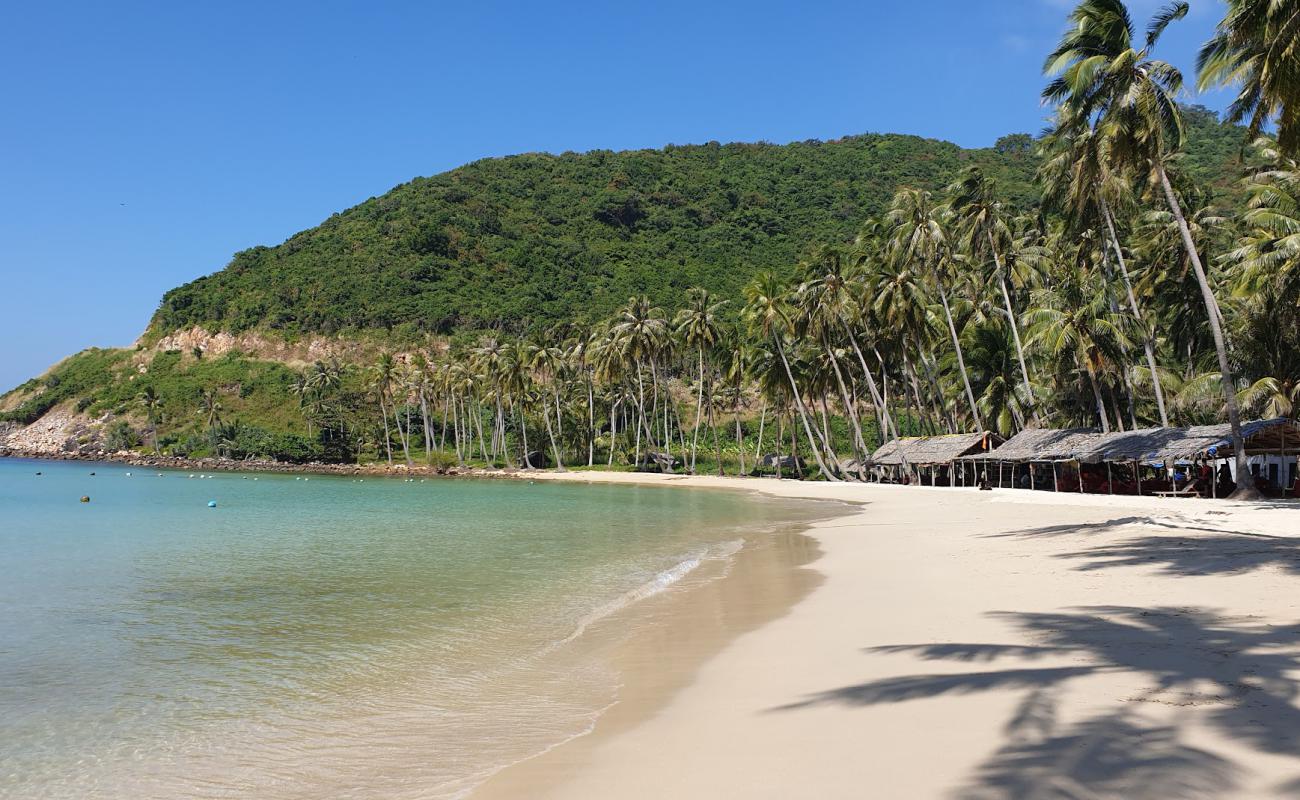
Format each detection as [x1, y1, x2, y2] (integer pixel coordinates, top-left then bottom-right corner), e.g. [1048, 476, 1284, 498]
[477, 472, 1300, 799]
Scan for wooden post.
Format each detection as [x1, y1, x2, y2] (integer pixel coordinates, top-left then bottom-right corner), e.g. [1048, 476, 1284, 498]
[1053, 461, 1059, 492]
[1077, 460, 1084, 494]
[1134, 459, 1141, 496]
[1107, 462, 1113, 494]
[1212, 457, 1217, 499]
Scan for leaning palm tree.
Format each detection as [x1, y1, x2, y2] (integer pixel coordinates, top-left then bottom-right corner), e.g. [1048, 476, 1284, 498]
[1198, 0, 1300, 156]
[743, 272, 838, 481]
[674, 288, 726, 474]
[887, 187, 984, 429]
[1038, 120, 1172, 425]
[1045, 0, 1254, 495]
[609, 296, 669, 468]
[1025, 268, 1135, 433]
[947, 167, 1036, 419]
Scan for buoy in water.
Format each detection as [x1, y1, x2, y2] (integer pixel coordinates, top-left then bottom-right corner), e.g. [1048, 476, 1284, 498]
[207, 500, 217, 508]
[80, 496, 90, 503]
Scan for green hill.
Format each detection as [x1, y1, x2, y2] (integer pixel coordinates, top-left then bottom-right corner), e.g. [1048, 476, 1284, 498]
[147, 133, 1042, 341]
[1, 109, 1257, 463]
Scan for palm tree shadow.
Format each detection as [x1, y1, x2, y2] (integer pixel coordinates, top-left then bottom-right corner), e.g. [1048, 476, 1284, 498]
[1058, 532, 1300, 577]
[770, 606, 1300, 798]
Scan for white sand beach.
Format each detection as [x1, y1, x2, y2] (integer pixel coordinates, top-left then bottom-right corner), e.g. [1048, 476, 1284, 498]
[478, 473, 1300, 799]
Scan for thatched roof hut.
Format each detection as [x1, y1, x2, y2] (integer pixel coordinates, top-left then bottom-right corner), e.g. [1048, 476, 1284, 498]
[1077, 418, 1300, 463]
[958, 418, 1300, 465]
[957, 427, 1100, 463]
[870, 432, 1001, 467]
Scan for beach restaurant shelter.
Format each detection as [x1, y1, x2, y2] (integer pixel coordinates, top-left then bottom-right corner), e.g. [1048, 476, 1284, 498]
[870, 431, 1002, 485]
[957, 427, 1101, 489]
[964, 418, 1300, 495]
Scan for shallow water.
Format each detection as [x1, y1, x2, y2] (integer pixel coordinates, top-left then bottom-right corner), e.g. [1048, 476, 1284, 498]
[0, 458, 824, 798]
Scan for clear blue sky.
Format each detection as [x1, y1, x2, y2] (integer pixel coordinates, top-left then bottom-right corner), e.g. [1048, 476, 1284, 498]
[0, 0, 1229, 392]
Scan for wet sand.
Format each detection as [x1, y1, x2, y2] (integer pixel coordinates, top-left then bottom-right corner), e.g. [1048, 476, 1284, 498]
[477, 474, 1300, 799]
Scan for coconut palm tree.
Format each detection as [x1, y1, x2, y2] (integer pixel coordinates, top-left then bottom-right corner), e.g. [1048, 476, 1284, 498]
[1198, 0, 1300, 156]
[198, 387, 223, 443]
[528, 337, 567, 471]
[674, 288, 727, 474]
[140, 386, 162, 454]
[1038, 121, 1172, 426]
[1025, 267, 1135, 432]
[368, 353, 398, 464]
[743, 272, 838, 481]
[947, 167, 1035, 419]
[610, 296, 669, 468]
[887, 187, 984, 429]
[1045, 0, 1254, 495]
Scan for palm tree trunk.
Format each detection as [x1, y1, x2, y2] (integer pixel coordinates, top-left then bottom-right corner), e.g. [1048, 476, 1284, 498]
[587, 374, 595, 467]
[542, 398, 565, 471]
[379, 397, 393, 464]
[634, 364, 646, 466]
[420, 390, 432, 464]
[989, 231, 1035, 417]
[1086, 363, 1111, 433]
[823, 338, 868, 479]
[842, 326, 901, 448]
[1157, 165, 1252, 496]
[1101, 198, 1169, 427]
[936, 279, 983, 429]
[708, 389, 724, 476]
[771, 334, 839, 481]
[690, 347, 705, 474]
[754, 400, 767, 465]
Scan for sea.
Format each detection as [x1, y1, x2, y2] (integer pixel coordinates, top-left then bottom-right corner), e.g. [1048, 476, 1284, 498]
[0, 457, 826, 798]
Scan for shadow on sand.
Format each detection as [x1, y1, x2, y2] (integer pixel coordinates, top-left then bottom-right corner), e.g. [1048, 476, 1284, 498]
[772, 606, 1300, 798]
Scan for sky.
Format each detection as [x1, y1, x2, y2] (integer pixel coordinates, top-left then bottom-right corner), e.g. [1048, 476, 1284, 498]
[0, 0, 1231, 392]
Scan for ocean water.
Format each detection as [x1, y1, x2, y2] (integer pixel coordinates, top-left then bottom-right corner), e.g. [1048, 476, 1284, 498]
[0, 458, 823, 799]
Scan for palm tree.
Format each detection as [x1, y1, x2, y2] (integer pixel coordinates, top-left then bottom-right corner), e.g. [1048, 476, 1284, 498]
[1038, 121, 1172, 426]
[1045, 0, 1254, 495]
[887, 187, 984, 429]
[1025, 268, 1134, 432]
[610, 296, 669, 468]
[797, 246, 872, 477]
[528, 337, 567, 471]
[198, 387, 223, 448]
[369, 353, 398, 464]
[140, 386, 162, 454]
[674, 288, 726, 474]
[947, 167, 1035, 419]
[744, 272, 838, 481]
[1198, 0, 1300, 156]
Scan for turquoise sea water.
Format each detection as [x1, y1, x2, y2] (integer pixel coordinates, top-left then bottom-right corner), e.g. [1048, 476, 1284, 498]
[0, 458, 821, 798]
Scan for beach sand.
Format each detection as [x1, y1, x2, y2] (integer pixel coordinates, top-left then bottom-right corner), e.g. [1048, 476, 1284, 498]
[476, 473, 1300, 799]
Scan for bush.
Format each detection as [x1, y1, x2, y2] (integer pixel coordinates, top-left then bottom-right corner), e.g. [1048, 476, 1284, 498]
[103, 420, 140, 451]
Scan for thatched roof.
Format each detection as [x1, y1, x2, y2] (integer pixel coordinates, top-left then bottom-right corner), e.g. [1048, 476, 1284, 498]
[870, 432, 1000, 466]
[961, 418, 1300, 464]
[1078, 418, 1300, 463]
[957, 427, 1100, 463]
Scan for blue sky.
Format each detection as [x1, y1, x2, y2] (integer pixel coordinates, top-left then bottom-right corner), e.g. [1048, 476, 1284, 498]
[0, 0, 1229, 392]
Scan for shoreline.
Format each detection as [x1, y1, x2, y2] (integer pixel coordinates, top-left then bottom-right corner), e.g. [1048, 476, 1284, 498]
[473, 471, 1300, 799]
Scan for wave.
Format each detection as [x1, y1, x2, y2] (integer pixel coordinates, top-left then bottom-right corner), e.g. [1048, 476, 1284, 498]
[556, 538, 746, 648]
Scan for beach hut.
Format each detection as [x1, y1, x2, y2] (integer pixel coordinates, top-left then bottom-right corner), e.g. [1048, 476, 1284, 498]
[963, 418, 1300, 497]
[958, 427, 1102, 490]
[870, 432, 1002, 486]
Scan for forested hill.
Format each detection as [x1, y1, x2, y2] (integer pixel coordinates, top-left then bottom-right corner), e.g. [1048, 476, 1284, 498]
[149, 133, 1042, 340]
[148, 106, 1243, 342]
